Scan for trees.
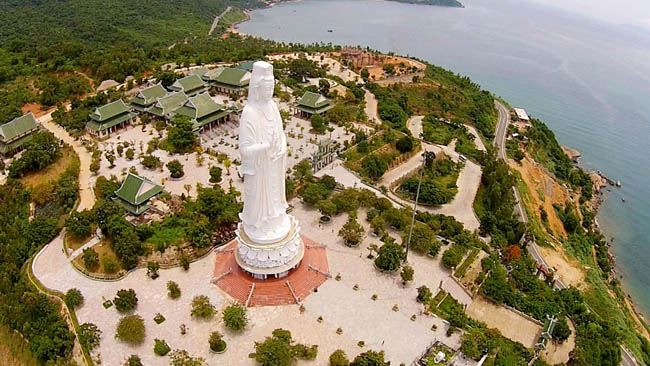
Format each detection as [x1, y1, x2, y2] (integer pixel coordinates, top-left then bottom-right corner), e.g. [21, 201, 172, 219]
[65, 210, 92, 238]
[403, 223, 440, 256]
[82, 248, 99, 270]
[125, 148, 135, 160]
[223, 303, 248, 331]
[442, 245, 467, 269]
[114, 289, 138, 313]
[374, 242, 405, 272]
[169, 349, 206, 366]
[191, 295, 216, 319]
[400, 266, 414, 284]
[396, 136, 415, 153]
[167, 160, 185, 178]
[8, 131, 61, 178]
[317, 199, 337, 217]
[249, 328, 318, 366]
[141, 154, 162, 170]
[65, 288, 84, 309]
[362, 154, 389, 179]
[310, 114, 328, 134]
[209, 166, 222, 183]
[147, 261, 160, 279]
[330, 350, 350, 366]
[124, 355, 143, 366]
[417, 286, 432, 303]
[167, 281, 181, 299]
[319, 79, 331, 95]
[167, 115, 196, 152]
[338, 211, 365, 247]
[350, 350, 390, 366]
[209, 331, 227, 352]
[154, 339, 171, 356]
[116, 315, 145, 344]
[553, 317, 571, 343]
[79, 323, 101, 351]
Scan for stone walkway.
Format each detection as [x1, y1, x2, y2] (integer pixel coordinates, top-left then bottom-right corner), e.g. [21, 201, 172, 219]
[68, 236, 101, 261]
[37, 108, 95, 211]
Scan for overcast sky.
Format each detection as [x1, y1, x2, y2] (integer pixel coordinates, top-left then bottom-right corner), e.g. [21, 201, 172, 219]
[529, 0, 650, 30]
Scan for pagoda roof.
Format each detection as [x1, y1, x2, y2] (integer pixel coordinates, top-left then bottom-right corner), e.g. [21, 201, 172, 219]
[90, 99, 130, 122]
[0, 112, 39, 142]
[115, 173, 163, 206]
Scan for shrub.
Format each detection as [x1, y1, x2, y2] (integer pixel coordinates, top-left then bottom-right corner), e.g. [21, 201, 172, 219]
[167, 281, 181, 299]
[330, 349, 350, 366]
[400, 266, 414, 283]
[374, 242, 405, 272]
[125, 148, 135, 160]
[65, 288, 84, 308]
[169, 349, 206, 366]
[124, 355, 143, 366]
[223, 303, 248, 331]
[191, 295, 216, 319]
[416, 286, 432, 303]
[154, 339, 171, 356]
[350, 350, 389, 366]
[209, 166, 222, 183]
[396, 136, 415, 153]
[147, 261, 160, 279]
[441, 245, 467, 269]
[553, 317, 571, 343]
[82, 248, 99, 270]
[79, 323, 101, 351]
[209, 331, 227, 353]
[167, 160, 184, 178]
[249, 328, 318, 366]
[114, 289, 138, 313]
[141, 155, 162, 169]
[338, 211, 365, 247]
[66, 211, 92, 238]
[116, 315, 145, 344]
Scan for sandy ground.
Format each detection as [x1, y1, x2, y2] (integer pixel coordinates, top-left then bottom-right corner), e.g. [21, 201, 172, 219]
[466, 296, 542, 349]
[537, 245, 586, 289]
[541, 318, 576, 365]
[624, 297, 650, 340]
[31, 199, 473, 366]
[37, 109, 95, 211]
[459, 251, 488, 291]
[510, 157, 569, 238]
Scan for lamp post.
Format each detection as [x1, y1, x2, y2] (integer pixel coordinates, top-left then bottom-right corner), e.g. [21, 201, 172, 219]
[405, 152, 425, 263]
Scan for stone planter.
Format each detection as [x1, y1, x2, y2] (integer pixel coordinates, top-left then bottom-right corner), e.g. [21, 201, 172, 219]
[210, 342, 227, 354]
[319, 215, 331, 224]
[373, 261, 399, 274]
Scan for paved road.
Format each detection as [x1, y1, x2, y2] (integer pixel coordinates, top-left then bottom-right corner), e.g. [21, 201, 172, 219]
[208, 6, 232, 36]
[621, 346, 639, 366]
[494, 100, 509, 161]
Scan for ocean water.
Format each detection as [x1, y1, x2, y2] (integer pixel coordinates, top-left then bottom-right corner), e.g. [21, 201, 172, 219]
[239, 0, 650, 315]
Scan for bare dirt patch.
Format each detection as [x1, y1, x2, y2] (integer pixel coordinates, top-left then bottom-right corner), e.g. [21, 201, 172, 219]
[537, 245, 586, 289]
[467, 295, 542, 349]
[510, 156, 569, 238]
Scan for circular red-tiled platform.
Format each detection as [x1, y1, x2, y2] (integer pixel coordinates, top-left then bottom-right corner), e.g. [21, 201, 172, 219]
[212, 236, 329, 307]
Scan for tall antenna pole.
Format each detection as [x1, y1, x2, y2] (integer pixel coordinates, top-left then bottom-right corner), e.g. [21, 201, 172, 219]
[405, 153, 425, 263]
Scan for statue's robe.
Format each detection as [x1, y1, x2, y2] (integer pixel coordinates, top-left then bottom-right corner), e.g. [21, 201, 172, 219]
[239, 102, 289, 241]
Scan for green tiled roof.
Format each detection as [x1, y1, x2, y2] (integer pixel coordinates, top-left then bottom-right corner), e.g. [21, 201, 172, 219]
[188, 93, 224, 118]
[148, 92, 188, 116]
[203, 68, 225, 81]
[86, 112, 136, 132]
[170, 74, 206, 95]
[298, 92, 330, 109]
[194, 110, 230, 130]
[115, 173, 163, 206]
[135, 84, 167, 105]
[214, 68, 251, 87]
[90, 100, 130, 122]
[190, 67, 209, 79]
[235, 61, 255, 72]
[0, 113, 38, 142]
[0, 134, 34, 154]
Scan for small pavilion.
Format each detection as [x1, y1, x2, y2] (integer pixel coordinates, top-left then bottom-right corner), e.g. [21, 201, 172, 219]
[168, 74, 208, 97]
[0, 113, 40, 157]
[114, 173, 164, 215]
[130, 83, 167, 112]
[296, 91, 333, 118]
[86, 99, 137, 137]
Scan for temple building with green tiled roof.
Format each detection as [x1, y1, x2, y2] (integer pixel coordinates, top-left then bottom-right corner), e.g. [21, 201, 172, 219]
[146, 92, 189, 120]
[168, 74, 207, 97]
[296, 91, 333, 118]
[0, 113, 40, 157]
[85, 99, 136, 137]
[173, 93, 232, 133]
[114, 173, 163, 215]
[204, 67, 251, 97]
[130, 83, 167, 112]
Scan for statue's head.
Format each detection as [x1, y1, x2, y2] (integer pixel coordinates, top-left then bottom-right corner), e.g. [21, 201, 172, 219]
[248, 61, 274, 104]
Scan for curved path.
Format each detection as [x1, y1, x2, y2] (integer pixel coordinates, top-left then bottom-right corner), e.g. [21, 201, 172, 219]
[38, 108, 95, 211]
[379, 116, 484, 231]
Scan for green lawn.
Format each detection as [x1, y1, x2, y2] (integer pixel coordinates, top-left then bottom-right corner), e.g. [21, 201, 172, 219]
[454, 248, 480, 278]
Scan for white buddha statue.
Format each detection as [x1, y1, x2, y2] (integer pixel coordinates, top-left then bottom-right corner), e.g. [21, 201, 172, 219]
[235, 61, 303, 278]
[239, 61, 290, 243]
